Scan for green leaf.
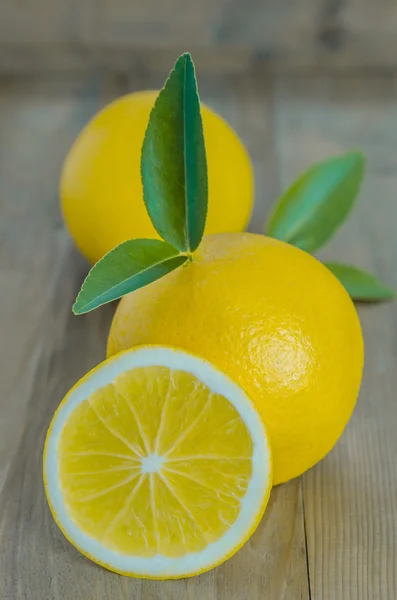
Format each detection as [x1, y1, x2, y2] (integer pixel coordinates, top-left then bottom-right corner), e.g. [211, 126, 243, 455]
[141, 52, 208, 253]
[267, 151, 365, 252]
[325, 262, 395, 302]
[73, 239, 187, 314]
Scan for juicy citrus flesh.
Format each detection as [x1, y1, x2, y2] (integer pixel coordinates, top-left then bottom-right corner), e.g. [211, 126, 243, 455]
[44, 347, 272, 579]
[61, 90, 254, 264]
[59, 367, 254, 556]
[108, 233, 364, 485]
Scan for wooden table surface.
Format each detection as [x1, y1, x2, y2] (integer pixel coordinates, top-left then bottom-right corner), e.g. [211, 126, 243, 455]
[2, 0, 397, 72]
[0, 65, 396, 599]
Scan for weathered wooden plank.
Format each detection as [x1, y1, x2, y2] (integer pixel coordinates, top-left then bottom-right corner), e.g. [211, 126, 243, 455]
[0, 75, 124, 492]
[218, 0, 397, 68]
[97, 0, 227, 46]
[2, 0, 397, 72]
[0, 46, 253, 77]
[216, 0, 318, 56]
[0, 76, 126, 600]
[0, 243, 117, 599]
[275, 74, 397, 599]
[0, 0, 97, 45]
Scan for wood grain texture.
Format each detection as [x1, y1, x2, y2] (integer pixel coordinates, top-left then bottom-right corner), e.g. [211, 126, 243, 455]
[275, 74, 397, 599]
[0, 76, 124, 495]
[0, 69, 310, 599]
[2, 0, 397, 73]
[0, 0, 97, 45]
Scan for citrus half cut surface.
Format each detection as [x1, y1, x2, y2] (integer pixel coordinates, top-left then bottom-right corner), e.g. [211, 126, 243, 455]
[43, 346, 272, 579]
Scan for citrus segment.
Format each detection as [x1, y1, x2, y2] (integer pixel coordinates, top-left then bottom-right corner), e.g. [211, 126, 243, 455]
[164, 458, 252, 498]
[104, 475, 158, 556]
[151, 473, 207, 557]
[60, 400, 141, 459]
[166, 392, 253, 460]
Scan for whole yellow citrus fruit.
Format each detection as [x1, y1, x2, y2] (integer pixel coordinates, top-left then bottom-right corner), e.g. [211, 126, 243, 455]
[107, 233, 364, 484]
[60, 91, 253, 264]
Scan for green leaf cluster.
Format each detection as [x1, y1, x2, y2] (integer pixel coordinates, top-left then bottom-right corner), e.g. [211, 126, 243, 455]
[73, 53, 394, 315]
[74, 52, 207, 315]
[265, 151, 394, 302]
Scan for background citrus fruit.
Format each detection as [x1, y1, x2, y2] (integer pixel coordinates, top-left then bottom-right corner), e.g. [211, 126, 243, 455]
[60, 91, 253, 264]
[107, 233, 364, 485]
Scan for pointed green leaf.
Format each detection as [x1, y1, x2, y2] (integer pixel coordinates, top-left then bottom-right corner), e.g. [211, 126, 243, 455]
[325, 262, 395, 302]
[267, 151, 365, 252]
[73, 239, 187, 314]
[141, 52, 208, 253]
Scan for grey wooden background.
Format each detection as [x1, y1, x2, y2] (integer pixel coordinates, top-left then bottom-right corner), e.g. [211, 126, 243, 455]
[1, 1, 397, 599]
[1, 0, 397, 73]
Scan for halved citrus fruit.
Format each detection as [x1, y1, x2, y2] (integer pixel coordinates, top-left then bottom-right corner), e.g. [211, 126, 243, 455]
[43, 346, 272, 579]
